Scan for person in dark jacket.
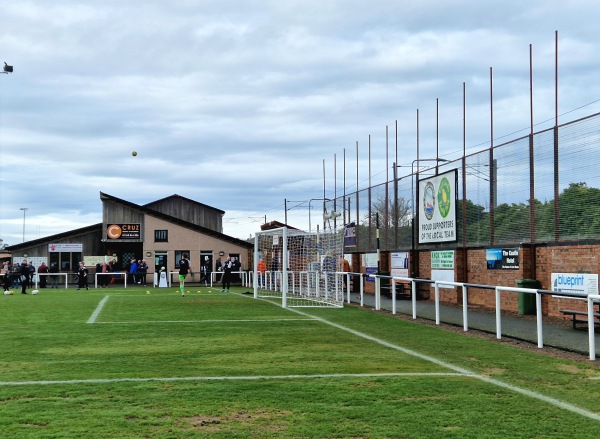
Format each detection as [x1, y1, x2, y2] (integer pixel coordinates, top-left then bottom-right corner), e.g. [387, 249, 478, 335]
[28, 261, 36, 284]
[221, 256, 233, 292]
[20, 261, 30, 294]
[49, 262, 59, 288]
[137, 259, 148, 286]
[77, 261, 89, 290]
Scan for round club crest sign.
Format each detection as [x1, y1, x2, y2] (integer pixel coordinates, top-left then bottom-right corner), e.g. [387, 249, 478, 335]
[437, 177, 452, 218]
[418, 170, 457, 244]
[422, 181, 436, 220]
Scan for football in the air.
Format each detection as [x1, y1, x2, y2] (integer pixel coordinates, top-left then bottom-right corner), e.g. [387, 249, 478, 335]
[132, 151, 138, 156]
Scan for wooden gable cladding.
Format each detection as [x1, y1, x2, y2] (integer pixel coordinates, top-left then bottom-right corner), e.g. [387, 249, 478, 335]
[103, 199, 144, 225]
[144, 195, 224, 233]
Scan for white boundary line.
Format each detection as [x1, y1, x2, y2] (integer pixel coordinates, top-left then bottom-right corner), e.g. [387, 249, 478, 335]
[93, 318, 318, 324]
[244, 293, 600, 421]
[0, 372, 465, 387]
[81, 291, 600, 421]
[86, 295, 109, 324]
[86, 295, 316, 325]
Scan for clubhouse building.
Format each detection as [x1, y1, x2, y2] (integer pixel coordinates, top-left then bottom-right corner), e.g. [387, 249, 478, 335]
[6, 192, 253, 282]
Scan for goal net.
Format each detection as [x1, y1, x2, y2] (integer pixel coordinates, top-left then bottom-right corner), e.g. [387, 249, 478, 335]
[253, 226, 344, 308]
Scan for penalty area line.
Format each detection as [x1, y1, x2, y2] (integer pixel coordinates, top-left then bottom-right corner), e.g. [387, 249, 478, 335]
[0, 372, 468, 387]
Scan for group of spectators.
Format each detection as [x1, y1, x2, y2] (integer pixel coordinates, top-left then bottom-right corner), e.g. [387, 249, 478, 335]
[1, 256, 249, 292]
[93, 259, 121, 288]
[0, 259, 129, 292]
[1, 260, 60, 294]
[124, 258, 150, 287]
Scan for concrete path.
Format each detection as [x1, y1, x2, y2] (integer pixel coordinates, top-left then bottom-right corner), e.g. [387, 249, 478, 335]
[348, 292, 600, 358]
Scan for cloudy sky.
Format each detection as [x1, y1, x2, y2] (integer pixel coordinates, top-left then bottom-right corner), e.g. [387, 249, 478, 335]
[1, 1, 600, 245]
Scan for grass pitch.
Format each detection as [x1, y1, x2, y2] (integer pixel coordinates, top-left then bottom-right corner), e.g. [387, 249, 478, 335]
[1, 286, 599, 438]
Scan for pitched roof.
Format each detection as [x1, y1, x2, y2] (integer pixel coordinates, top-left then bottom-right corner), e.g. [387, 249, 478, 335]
[7, 194, 252, 251]
[261, 220, 301, 231]
[6, 223, 103, 251]
[100, 192, 252, 248]
[143, 194, 225, 215]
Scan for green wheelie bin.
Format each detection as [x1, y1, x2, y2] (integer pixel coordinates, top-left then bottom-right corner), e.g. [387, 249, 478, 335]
[515, 279, 540, 315]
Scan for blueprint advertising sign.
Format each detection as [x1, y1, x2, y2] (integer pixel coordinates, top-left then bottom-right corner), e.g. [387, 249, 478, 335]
[551, 273, 598, 296]
[418, 169, 457, 244]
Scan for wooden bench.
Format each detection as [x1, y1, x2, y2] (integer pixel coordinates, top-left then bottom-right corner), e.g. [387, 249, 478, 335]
[381, 283, 411, 300]
[560, 309, 600, 330]
[380, 282, 430, 300]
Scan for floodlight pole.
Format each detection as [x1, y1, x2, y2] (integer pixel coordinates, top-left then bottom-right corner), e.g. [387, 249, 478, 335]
[20, 207, 28, 242]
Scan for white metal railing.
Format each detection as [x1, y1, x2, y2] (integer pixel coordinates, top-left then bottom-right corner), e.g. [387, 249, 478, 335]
[94, 272, 128, 288]
[33, 273, 70, 289]
[208, 271, 249, 288]
[368, 273, 599, 361]
[588, 294, 600, 360]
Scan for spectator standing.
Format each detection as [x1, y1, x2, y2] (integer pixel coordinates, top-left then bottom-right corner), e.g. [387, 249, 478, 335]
[11, 263, 20, 289]
[270, 257, 279, 288]
[38, 262, 49, 288]
[20, 260, 30, 294]
[138, 259, 148, 286]
[2, 262, 11, 293]
[77, 261, 89, 290]
[221, 256, 233, 292]
[340, 257, 351, 290]
[129, 258, 138, 285]
[49, 262, 59, 288]
[99, 261, 111, 288]
[28, 261, 36, 285]
[215, 257, 222, 283]
[232, 257, 241, 282]
[200, 258, 211, 286]
[257, 257, 267, 288]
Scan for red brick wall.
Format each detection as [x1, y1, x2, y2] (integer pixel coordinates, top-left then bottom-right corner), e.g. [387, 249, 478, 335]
[357, 244, 599, 322]
[412, 244, 600, 320]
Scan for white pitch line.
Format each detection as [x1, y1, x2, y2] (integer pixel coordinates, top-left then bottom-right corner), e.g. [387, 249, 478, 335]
[0, 372, 467, 387]
[87, 295, 109, 324]
[261, 297, 600, 422]
[93, 318, 317, 324]
[111, 293, 228, 297]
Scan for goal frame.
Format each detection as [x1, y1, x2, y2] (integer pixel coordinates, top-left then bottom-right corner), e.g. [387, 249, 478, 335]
[253, 226, 344, 308]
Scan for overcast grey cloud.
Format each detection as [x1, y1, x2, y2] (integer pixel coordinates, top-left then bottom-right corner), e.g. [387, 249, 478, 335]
[2, 1, 600, 245]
